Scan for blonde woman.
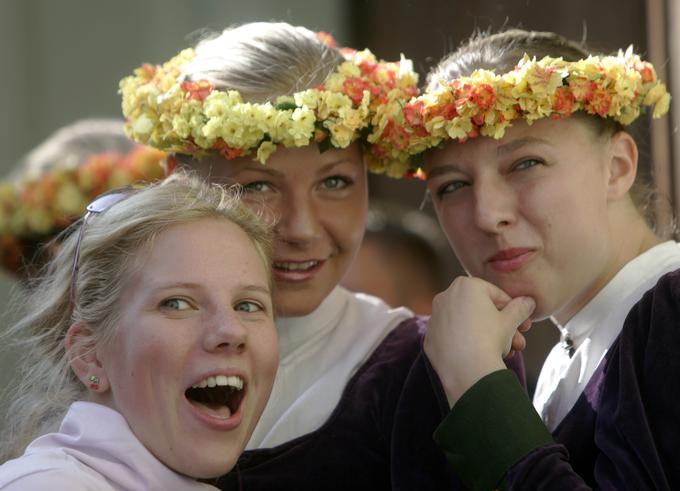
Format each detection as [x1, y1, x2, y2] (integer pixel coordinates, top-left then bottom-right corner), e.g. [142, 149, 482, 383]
[0, 174, 278, 489]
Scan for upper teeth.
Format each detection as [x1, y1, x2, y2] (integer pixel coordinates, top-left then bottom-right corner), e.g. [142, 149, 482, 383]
[275, 260, 317, 271]
[192, 375, 243, 390]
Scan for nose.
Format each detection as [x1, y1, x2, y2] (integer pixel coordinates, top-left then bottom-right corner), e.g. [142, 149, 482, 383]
[473, 177, 517, 234]
[203, 308, 248, 354]
[275, 191, 322, 246]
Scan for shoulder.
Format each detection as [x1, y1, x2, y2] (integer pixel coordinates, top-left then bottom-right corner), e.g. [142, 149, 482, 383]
[342, 288, 414, 324]
[344, 315, 428, 397]
[621, 268, 680, 347]
[366, 315, 428, 364]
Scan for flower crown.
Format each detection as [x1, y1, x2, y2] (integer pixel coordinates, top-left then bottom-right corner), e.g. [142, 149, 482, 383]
[119, 43, 419, 177]
[373, 47, 671, 169]
[0, 145, 167, 274]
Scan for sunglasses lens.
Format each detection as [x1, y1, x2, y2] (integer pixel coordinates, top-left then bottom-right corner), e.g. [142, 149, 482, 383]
[86, 191, 131, 213]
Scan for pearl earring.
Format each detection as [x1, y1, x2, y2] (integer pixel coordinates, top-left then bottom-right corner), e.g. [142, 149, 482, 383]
[88, 375, 100, 391]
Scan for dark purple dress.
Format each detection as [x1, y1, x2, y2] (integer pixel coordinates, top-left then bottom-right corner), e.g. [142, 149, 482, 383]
[217, 316, 525, 490]
[435, 269, 680, 490]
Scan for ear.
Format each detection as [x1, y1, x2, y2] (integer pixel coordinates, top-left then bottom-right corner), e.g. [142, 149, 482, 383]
[64, 322, 110, 393]
[606, 131, 638, 201]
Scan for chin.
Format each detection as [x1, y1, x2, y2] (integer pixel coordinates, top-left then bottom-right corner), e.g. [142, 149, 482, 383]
[181, 452, 240, 480]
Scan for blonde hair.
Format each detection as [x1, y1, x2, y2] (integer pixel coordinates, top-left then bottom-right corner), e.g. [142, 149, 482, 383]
[181, 22, 345, 103]
[0, 172, 273, 461]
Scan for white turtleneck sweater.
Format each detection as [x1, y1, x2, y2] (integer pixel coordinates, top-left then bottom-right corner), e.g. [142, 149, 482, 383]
[533, 241, 680, 431]
[246, 286, 413, 449]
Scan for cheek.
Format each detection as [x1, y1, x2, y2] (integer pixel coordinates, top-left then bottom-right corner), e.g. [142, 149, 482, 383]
[329, 197, 368, 254]
[251, 326, 279, 389]
[434, 201, 473, 253]
[108, 327, 184, 391]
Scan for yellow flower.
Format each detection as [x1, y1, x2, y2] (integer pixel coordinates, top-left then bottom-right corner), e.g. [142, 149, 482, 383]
[644, 83, 671, 118]
[293, 91, 320, 109]
[325, 121, 354, 148]
[256, 141, 278, 163]
[288, 108, 316, 146]
[54, 182, 87, 216]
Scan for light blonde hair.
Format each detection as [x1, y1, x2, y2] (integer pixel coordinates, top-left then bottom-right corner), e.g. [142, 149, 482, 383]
[0, 172, 273, 461]
[181, 22, 345, 103]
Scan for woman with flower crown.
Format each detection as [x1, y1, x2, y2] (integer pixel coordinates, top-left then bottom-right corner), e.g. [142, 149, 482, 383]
[0, 118, 167, 280]
[375, 29, 679, 489]
[119, 22, 526, 490]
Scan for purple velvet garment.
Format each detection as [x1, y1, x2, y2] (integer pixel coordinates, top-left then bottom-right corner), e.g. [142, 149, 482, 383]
[508, 269, 680, 490]
[217, 316, 525, 490]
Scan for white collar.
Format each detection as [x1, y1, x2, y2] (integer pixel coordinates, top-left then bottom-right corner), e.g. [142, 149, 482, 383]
[535, 240, 680, 430]
[276, 286, 349, 364]
[247, 287, 412, 448]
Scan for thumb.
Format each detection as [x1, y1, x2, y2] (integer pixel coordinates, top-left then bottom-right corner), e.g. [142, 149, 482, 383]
[501, 296, 536, 328]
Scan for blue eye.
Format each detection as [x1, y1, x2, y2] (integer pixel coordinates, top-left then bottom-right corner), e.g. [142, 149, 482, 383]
[514, 158, 543, 171]
[243, 181, 272, 193]
[161, 298, 192, 311]
[436, 180, 469, 197]
[234, 301, 263, 313]
[321, 176, 351, 190]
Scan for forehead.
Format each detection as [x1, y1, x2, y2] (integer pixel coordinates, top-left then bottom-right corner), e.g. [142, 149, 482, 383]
[181, 143, 365, 182]
[130, 219, 268, 288]
[423, 117, 594, 172]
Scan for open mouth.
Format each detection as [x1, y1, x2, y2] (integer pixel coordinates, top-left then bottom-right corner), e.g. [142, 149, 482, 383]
[185, 375, 245, 420]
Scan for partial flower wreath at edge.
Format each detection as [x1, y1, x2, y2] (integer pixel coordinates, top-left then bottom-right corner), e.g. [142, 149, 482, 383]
[371, 47, 671, 171]
[119, 44, 420, 178]
[0, 146, 167, 274]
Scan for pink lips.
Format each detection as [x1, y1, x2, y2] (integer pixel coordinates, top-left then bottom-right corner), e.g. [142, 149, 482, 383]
[487, 248, 535, 273]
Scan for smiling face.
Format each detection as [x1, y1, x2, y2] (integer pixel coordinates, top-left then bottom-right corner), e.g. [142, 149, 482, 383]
[425, 117, 627, 322]
[96, 218, 277, 479]
[187, 143, 368, 317]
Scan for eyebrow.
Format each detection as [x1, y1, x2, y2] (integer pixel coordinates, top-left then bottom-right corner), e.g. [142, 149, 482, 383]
[425, 136, 552, 180]
[424, 164, 462, 180]
[240, 284, 272, 296]
[496, 136, 551, 156]
[149, 282, 271, 297]
[232, 158, 355, 178]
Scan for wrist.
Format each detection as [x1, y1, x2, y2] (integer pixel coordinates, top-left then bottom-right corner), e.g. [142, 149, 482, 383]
[440, 359, 506, 408]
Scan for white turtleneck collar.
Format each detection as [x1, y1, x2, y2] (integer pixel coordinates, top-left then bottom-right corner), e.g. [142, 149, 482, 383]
[247, 286, 413, 449]
[533, 241, 680, 431]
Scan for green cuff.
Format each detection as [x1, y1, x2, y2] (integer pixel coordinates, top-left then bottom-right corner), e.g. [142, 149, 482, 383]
[433, 369, 554, 491]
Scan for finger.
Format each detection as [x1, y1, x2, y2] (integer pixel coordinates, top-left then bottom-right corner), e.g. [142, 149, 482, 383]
[501, 296, 536, 328]
[474, 278, 512, 310]
[510, 331, 526, 352]
[518, 318, 533, 333]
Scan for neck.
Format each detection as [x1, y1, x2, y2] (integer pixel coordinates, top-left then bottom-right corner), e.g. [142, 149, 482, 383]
[553, 204, 660, 325]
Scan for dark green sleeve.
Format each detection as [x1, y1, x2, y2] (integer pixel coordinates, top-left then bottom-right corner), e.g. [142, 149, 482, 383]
[433, 369, 554, 491]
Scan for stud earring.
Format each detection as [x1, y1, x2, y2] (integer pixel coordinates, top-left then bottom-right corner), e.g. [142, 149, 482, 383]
[88, 375, 100, 391]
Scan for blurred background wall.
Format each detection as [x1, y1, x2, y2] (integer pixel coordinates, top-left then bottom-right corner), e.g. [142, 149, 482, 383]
[1, 0, 677, 414]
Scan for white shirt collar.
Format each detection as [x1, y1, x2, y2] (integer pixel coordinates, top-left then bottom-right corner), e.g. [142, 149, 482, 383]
[534, 241, 680, 430]
[247, 287, 412, 448]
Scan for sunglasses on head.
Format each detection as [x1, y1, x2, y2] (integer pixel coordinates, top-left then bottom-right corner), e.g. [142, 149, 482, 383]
[69, 187, 140, 305]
